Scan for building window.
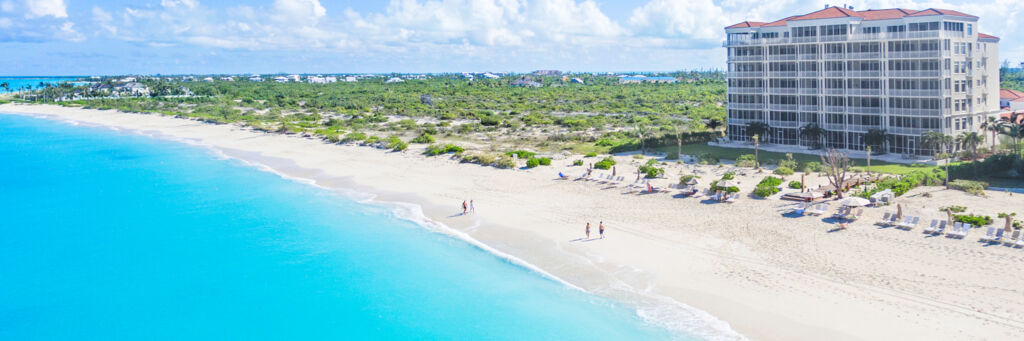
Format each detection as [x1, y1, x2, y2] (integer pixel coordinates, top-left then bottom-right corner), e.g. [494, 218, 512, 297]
[967, 24, 972, 35]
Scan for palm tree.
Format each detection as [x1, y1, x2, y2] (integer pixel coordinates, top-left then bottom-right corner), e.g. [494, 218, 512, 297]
[956, 132, 984, 161]
[0, 82, 8, 92]
[745, 122, 769, 141]
[863, 129, 889, 153]
[979, 116, 1000, 153]
[922, 131, 954, 188]
[753, 134, 761, 170]
[999, 113, 1024, 159]
[799, 123, 825, 149]
[706, 119, 722, 134]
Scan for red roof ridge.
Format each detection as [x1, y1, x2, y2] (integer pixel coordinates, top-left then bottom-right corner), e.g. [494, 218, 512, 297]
[727, 7, 978, 29]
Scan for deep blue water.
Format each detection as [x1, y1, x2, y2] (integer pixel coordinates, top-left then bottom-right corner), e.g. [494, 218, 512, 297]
[0, 114, 678, 340]
[0, 77, 83, 93]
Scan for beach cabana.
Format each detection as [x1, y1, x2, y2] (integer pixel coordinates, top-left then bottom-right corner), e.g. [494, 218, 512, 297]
[869, 189, 894, 206]
[839, 197, 870, 207]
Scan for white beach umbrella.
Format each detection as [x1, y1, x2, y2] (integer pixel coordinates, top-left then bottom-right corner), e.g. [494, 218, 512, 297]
[839, 197, 870, 207]
[686, 178, 698, 185]
[718, 180, 739, 188]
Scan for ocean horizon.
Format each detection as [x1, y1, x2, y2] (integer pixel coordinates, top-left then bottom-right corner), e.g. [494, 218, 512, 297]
[0, 113, 688, 340]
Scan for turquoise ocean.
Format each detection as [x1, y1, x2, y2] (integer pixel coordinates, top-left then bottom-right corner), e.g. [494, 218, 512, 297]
[0, 113, 692, 340]
[0, 77, 84, 92]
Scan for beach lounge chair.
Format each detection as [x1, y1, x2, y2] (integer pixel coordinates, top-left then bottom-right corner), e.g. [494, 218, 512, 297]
[960, 224, 973, 238]
[1015, 234, 1024, 248]
[847, 209, 863, 221]
[932, 220, 947, 235]
[725, 193, 738, 203]
[991, 229, 1005, 244]
[897, 216, 919, 230]
[924, 219, 938, 233]
[876, 212, 892, 226]
[979, 226, 995, 242]
[1004, 230, 1021, 246]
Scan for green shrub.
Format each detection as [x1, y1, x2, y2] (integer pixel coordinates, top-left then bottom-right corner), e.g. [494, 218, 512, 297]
[773, 166, 794, 176]
[425, 144, 465, 156]
[753, 185, 779, 198]
[461, 153, 496, 165]
[594, 156, 616, 170]
[666, 151, 680, 160]
[679, 174, 699, 184]
[788, 181, 803, 189]
[538, 157, 552, 166]
[721, 171, 735, 180]
[364, 136, 381, 144]
[493, 155, 516, 169]
[710, 180, 740, 193]
[506, 150, 536, 159]
[954, 214, 993, 226]
[584, 152, 598, 158]
[949, 179, 988, 196]
[388, 136, 408, 151]
[802, 161, 823, 173]
[410, 133, 435, 144]
[343, 132, 367, 142]
[698, 153, 719, 165]
[939, 205, 967, 213]
[735, 154, 757, 168]
[573, 159, 584, 166]
[526, 158, 541, 168]
[778, 153, 798, 170]
[758, 176, 783, 187]
[639, 159, 664, 178]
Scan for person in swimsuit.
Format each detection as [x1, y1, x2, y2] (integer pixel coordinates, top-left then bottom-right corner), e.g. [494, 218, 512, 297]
[462, 201, 467, 214]
[599, 222, 605, 239]
[585, 222, 591, 239]
[470, 200, 475, 213]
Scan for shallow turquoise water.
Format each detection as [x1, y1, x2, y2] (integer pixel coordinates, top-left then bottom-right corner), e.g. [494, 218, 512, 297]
[0, 77, 82, 92]
[0, 114, 679, 340]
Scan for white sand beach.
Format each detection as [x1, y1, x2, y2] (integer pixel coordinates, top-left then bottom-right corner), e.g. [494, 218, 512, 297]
[4, 103, 1024, 340]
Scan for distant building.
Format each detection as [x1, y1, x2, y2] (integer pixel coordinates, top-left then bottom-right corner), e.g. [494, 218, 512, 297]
[202, 77, 214, 82]
[619, 76, 677, 84]
[511, 79, 542, 88]
[115, 82, 150, 96]
[571, 78, 585, 84]
[273, 76, 289, 83]
[288, 75, 301, 82]
[344, 76, 357, 82]
[533, 70, 562, 76]
[386, 77, 404, 84]
[220, 76, 235, 82]
[1001, 89, 1024, 111]
[482, 73, 501, 79]
[248, 75, 263, 82]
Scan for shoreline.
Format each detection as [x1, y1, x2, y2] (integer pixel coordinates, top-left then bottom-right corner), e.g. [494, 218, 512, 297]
[5, 103, 1024, 341]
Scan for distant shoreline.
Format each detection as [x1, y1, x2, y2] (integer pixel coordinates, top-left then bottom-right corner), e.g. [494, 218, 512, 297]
[4, 103, 1024, 341]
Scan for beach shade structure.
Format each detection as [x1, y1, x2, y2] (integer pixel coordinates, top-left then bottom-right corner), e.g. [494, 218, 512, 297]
[1006, 216, 1014, 233]
[869, 189, 894, 205]
[838, 197, 870, 207]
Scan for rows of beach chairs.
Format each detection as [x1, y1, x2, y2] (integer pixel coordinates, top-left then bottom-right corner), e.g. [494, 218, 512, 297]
[874, 212, 1024, 247]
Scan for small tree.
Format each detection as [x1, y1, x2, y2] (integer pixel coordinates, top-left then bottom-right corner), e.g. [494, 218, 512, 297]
[799, 123, 825, 149]
[635, 123, 649, 154]
[753, 134, 760, 170]
[821, 148, 850, 199]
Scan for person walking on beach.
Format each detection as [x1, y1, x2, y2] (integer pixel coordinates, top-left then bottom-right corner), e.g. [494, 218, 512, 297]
[585, 222, 591, 239]
[462, 200, 468, 215]
[612, 166, 616, 177]
[470, 200, 475, 213]
[599, 221, 605, 239]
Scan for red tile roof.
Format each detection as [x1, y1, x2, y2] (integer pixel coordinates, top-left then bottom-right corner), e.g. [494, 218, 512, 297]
[1001, 89, 1024, 100]
[726, 21, 766, 29]
[727, 7, 977, 29]
[978, 33, 999, 40]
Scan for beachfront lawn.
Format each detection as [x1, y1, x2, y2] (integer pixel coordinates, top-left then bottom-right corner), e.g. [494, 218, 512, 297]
[652, 143, 943, 175]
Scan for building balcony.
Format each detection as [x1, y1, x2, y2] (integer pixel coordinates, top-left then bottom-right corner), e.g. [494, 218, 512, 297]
[823, 88, 845, 95]
[887, 51, 941, 59]
[847, 52, 881, 59]
[727, 55, 764, 62]
[823, 123, 845, 130]
[847, 71, 881, 78]
[729, 103, 764, 110]
[769, 104, 798, 111]
[799, 88, 819, 95]
[824, 105, 845, 113]
[846, 125, 883, 133]
[798, 71, 819, 78]
[792, 36, 818, 43]
[820, 35, 848, 42]
[729, 87, 764, 94]
[888, 70, 941, 78]
[888, 127, 933, 135]
[728, 71, 764, 78]
[768, 88, 798, 95]
[798, 104, 820, 111]
[889, 89, 942, 97]
[768, 54, 797, 61]
[888, 108, 944, 116]
[768, 71, 797, 78]
[847, 106, 882, 114]
[823, 71, 845, 77]
[846, 88, 882, 96]
[824, 53, 845, 60]
[798, 54, 819, 60]
[768, 121, 801, 128]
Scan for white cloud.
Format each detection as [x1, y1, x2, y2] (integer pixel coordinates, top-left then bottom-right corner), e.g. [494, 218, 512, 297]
[92, 6, 116, 35]
[272, 0, 326, 23]
[24, 0, 66, 18]
[1, 1, 14, 13]
[57, 21, 84, 41]
[629, 0, 728, 41]
[0, 17, 11, 27]
[160, 0, 199, 10]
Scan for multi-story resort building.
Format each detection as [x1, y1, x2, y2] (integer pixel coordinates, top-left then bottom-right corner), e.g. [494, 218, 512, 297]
[724, 6, 1000, 156]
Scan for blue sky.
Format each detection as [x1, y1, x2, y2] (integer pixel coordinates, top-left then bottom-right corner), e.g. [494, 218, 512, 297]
[0, 0, 1021, 75]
